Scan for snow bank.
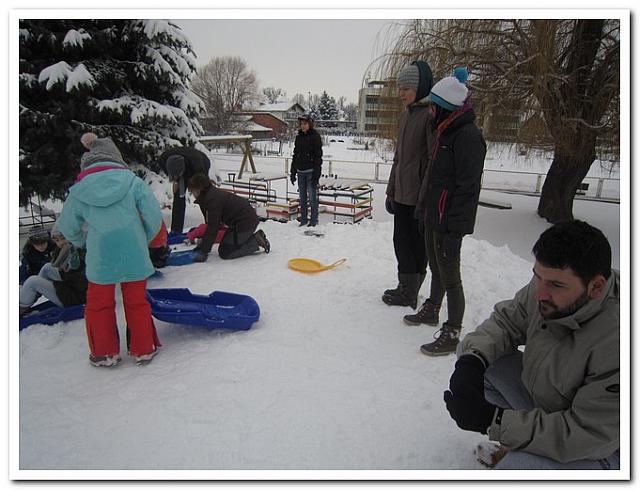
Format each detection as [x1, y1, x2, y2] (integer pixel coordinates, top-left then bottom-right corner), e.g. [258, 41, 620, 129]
[19, 217, 533, 471]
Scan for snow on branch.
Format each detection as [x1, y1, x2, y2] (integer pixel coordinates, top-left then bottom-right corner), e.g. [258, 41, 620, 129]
[66, 63, 95, 91]
[63, 29, 92, 48]
[38, 61, 72, 90]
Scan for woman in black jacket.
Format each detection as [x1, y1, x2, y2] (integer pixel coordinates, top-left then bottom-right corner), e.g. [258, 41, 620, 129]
[407, 67, 486, 356]
[290, 114, 323, 227]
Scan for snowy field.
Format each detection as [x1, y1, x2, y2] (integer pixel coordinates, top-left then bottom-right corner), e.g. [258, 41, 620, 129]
[14, 137, 624, 478]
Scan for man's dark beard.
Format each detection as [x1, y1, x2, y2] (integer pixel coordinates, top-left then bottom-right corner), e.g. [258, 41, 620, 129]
[538, 289, 590, 320]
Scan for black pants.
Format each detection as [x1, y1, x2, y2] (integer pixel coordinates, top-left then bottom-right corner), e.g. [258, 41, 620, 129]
[218, 227, 260, 260]
[170, 192, 186, 234]
[424, 227, 464, 326]
[392, 201, 427, 275]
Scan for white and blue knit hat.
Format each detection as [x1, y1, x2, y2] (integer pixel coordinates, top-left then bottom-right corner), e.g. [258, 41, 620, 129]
[429, 67, 469, 111]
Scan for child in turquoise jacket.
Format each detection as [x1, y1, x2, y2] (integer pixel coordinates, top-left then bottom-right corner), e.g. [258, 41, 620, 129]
[58, 133, 163, 367]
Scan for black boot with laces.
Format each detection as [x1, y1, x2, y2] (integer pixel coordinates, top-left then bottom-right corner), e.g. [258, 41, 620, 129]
[420, 323, 461, 356]
[403, 299, 440, 326]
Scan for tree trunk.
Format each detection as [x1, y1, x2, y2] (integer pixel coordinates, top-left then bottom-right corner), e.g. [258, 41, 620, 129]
[537, 135, 596, 223]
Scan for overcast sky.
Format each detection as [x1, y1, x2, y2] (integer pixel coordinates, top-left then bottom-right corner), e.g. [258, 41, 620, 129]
[173, 19, 400, 105]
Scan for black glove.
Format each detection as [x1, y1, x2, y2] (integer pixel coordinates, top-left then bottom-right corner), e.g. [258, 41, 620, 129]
[441, 232, 463, 260]
[312, 167, 321, 184]
[193, 252, 208, 263]
[448, 355, 487, 399]
[443, 389, 497, 434]
[385, 196, 395, 215]
[290, 172, 296, 185]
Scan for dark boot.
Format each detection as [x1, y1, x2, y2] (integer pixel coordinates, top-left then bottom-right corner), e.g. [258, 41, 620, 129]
[403, 299, 441, 326]
[382, 273, 420, 309]
[419, 322, 461, 356]
[384, 272, 426, 298]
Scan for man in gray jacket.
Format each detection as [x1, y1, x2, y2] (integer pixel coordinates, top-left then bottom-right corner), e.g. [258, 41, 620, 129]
[444, 220, 620, 470]
[382, 60, 434, 309]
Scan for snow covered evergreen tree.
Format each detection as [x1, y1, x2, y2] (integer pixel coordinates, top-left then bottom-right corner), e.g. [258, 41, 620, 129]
[317, 91, 339, 125]
[19, 19, 204, 205]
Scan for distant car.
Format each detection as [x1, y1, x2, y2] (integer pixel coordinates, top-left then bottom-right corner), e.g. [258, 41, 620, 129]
[330, 139, 336, 142]
[338, 139, 344, 142]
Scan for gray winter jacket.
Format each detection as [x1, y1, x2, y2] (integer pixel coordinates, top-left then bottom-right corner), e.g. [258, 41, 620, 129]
[385, 98, 434, 206]
[458, 270, 620, 462]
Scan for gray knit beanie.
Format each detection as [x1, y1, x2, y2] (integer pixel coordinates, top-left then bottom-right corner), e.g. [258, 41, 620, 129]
[397, 64, 420, 90]
[80, 137, 128, 170]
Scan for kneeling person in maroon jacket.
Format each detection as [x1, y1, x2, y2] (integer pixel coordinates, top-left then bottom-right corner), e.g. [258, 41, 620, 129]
[188, 173, 270, 262]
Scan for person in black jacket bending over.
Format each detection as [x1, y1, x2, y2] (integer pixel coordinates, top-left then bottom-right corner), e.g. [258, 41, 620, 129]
[188, 173, 270, 262]
[159, 146, 211, 234]
[290, 113, 323, 227]
[407, 67, 486, 356]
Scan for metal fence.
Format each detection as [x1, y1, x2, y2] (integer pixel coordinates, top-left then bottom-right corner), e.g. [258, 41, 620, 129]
[214, 153, 620, 203]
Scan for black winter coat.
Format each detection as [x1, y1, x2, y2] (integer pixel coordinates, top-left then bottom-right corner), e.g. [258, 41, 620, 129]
[291, 129, 323, 177]
[159, 147, 211, 182]
[418, 108, 486, 235]
[194, 186, 259, 254]
[53, 248, 88, 307]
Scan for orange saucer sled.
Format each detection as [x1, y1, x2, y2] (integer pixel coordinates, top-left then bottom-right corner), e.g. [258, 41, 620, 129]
[287, 257, 347, 273]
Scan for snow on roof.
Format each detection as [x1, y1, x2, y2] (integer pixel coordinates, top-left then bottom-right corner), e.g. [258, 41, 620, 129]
[243, 122, 271, 132]
[199, 135, 253, 142]
[250, 101, 305, 113]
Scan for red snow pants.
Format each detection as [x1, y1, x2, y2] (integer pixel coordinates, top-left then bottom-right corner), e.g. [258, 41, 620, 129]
[84, 280, 161, 357]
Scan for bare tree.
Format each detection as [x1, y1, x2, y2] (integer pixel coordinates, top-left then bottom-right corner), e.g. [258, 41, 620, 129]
[291, 93, 307, 107]
[191, 56, 259, 134]
[372, 19, 620, 223]
[263, 86, 285, 104]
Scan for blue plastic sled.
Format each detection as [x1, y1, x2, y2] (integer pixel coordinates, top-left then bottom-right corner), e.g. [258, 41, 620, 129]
[19, 301, 85, 331]
[146, 288, 259, 331]
[167, 232, 188, 245]
[167, 249, 200, 266]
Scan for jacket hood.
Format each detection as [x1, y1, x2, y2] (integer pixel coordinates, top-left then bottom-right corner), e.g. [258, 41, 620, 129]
[547, 269, 620, 330]
[68, 169, 135, 208]
[413, 60, 434, 101]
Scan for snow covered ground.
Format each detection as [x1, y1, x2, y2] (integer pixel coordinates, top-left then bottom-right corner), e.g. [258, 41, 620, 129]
[14, 137, 625, 479]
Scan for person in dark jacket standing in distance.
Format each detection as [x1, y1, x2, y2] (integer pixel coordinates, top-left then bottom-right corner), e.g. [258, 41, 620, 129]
[187, 173, 270, 261]
[382, 60, 434, 310]
[406, 67, 486, 356]
[159, 146, 211, 234]
[290, 114, 323, 227]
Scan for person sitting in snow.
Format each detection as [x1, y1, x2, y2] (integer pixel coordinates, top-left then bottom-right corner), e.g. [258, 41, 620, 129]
[19, 226, 57, 284]
[57, 132, 163, 367]
[443, 220, 619, 470]
[158, 146, 211, 235]
[19, 224, 88, 316]
[187, 173, 270, 262]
